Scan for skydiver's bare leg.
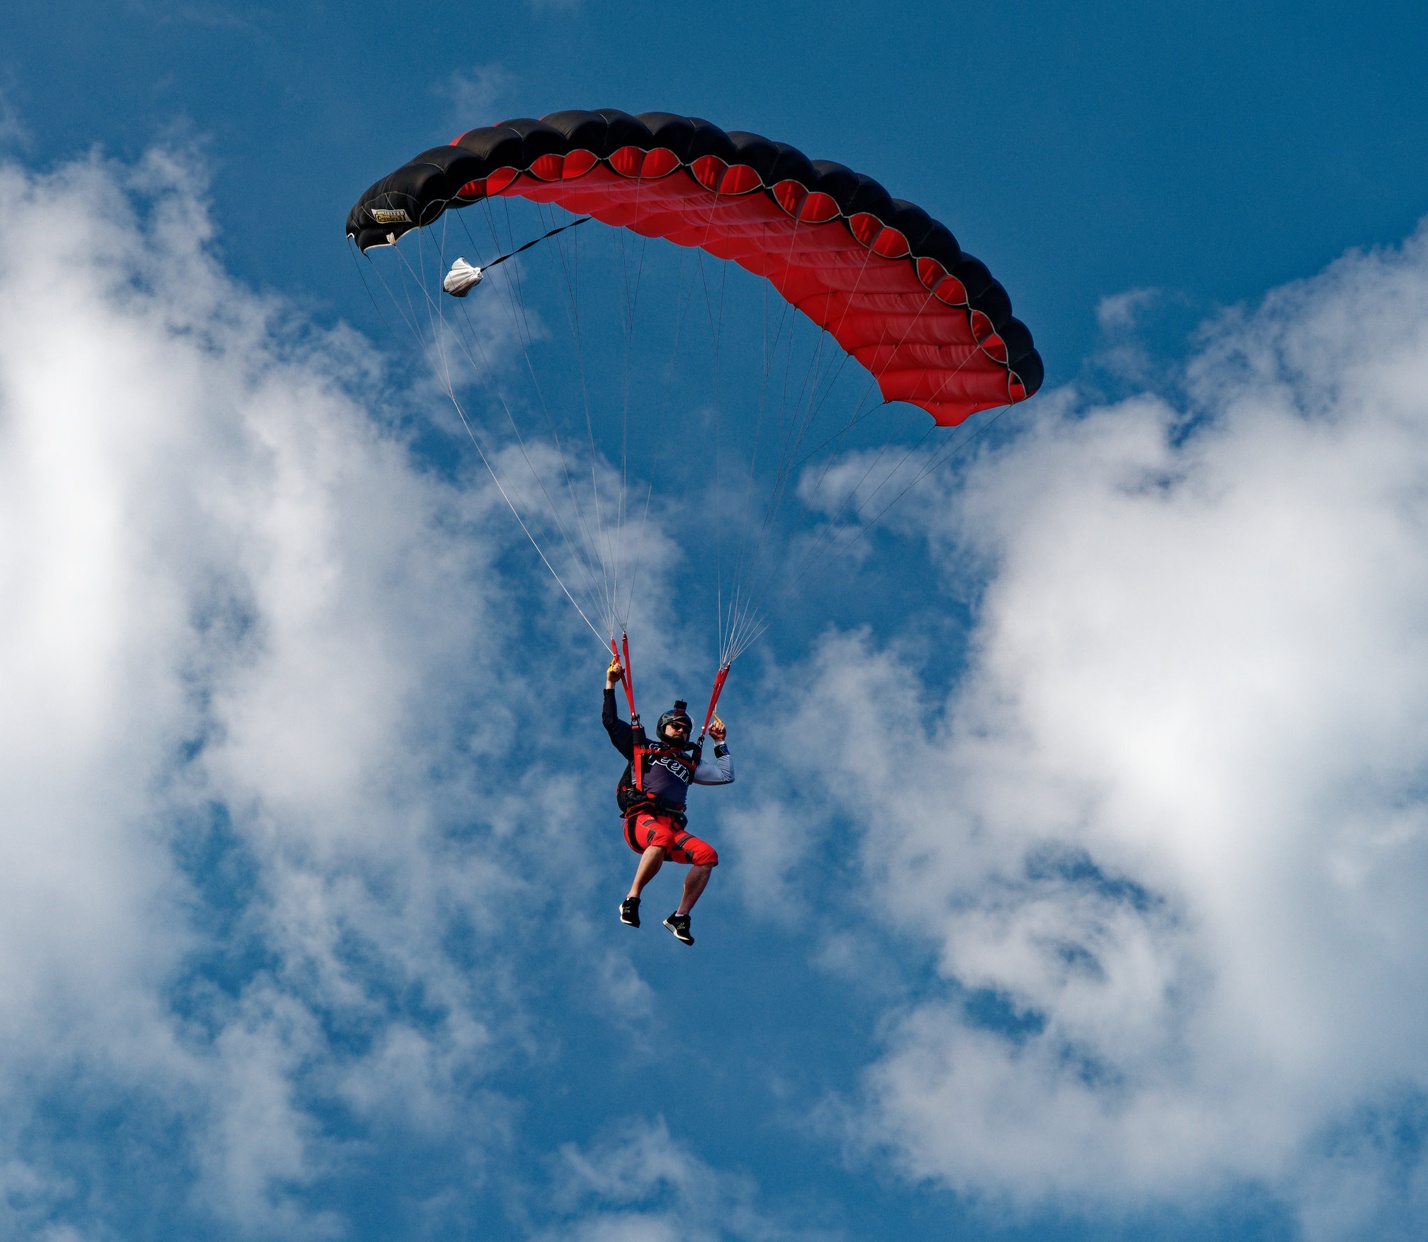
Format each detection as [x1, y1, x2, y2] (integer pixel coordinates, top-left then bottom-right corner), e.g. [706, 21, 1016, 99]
[676, 864, 711, 916]
[627, 845, 664, 900]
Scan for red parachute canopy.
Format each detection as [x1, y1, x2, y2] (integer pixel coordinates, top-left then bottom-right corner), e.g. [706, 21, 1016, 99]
[347, 110, 1042, 426]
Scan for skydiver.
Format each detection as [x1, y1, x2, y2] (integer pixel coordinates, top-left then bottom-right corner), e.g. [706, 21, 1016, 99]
[603, 659, 733, 946]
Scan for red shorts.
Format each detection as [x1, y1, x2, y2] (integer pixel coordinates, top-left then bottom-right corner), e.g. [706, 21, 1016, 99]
[624, 812, 719, 867]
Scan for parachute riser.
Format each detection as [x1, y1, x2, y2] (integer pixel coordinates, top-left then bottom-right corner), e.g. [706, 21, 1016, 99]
[697, 664, 731, 745]
[617, 634, 730, 776]
[614, 633, 645, 793]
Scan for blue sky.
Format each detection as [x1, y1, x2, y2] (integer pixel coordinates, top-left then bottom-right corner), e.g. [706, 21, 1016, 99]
[3, 3, 1428, 1240]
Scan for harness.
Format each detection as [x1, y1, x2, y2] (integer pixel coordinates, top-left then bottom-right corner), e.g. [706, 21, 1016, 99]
[616, 740, 703, 826]
[608, 630, 729, 829]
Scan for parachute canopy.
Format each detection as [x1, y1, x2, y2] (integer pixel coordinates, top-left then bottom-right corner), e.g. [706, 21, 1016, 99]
[346, 109, 1042, 426]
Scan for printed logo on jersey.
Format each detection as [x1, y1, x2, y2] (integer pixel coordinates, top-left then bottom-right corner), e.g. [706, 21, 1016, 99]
[651, 754, 693, 783]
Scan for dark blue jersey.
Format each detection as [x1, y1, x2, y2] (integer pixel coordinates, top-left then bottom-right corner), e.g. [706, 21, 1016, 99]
[603, 688, 733, 808]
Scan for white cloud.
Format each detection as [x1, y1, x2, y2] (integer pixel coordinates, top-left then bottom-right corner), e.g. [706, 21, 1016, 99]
[435, 64, 517, 136]
[1095, 286, 1162, 333]
[0, 84, 26, 150]
[537, 1117, 835, 1242]
[20, 131, 1428, 1241]
[758, 224, 1428, 1235]
[0, 147, 580, 1235]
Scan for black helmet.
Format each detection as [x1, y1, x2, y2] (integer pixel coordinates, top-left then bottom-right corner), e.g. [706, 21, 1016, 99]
[656, 700, 693, 745]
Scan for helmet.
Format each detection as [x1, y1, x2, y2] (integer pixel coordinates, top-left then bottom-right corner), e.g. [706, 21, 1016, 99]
[656, 700, 693, 746]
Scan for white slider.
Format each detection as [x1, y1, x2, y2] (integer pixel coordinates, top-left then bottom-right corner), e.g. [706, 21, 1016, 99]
[442, 257, 484, 298]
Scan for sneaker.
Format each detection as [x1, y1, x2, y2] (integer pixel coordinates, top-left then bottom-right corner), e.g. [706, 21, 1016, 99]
[662, 912, 693, 945]
[619, 897, 641, 928]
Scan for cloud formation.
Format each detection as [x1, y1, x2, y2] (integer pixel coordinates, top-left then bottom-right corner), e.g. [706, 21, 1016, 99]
[762, 225, 1428, 1236]
[537, 1117, 828, 1242]
[435, 63, 517, 136]
[0, 147, 558, 1236]
[9, 137, 1428, 1242]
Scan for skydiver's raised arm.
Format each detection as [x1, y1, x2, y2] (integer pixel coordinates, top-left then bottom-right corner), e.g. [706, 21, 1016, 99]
[692, 717, 733, 785]
[603, 660, 635, 759]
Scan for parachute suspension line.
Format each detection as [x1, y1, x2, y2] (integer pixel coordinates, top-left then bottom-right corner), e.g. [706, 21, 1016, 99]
[460, 206, 616, 630]
[347, 241, 410, 351]
[723, 277, 778, 659]
[741, 232, 817, 620]
[624, 245, 698, 643]
[727, 271, 965, 663]
[898, 401, 1012, 498]
[556, 205, 614, 642]
[724, 234, 879, 659]
[552, 204, 624, 634]
[786, 377, 893, 469]
[448, 385, 609, 649]
[619, 228, 654, 630]
[468, 195, 616, 631]
[414, 221, 610, 623]
[722, 262, 790, 662]
[775, 294, 982, 587]
[726, 214, 856, 664]
[624, 478, 656, 622]
[609, 220, 633, 631]
[756, 346, 1008, 642]
[486, 195, 617, 633]
[724, 402, 889, 663]
[416, 229, 591, 623]
[697, 252, 730, 666]
[722, 274, 787, 663]
[712, 254, 726, 668]
[525, 202, 621, 632]
[613, 179, 653, 636]
[350, 237, 607, 648]
[743, 317, 835, 590]
[788, 285, 949, 523]
[616, 231, 634, 634]
[381, 234, 607, 648]
[681, 189, 736, 666]
[628, 238, 681, 616]
[620, 627, 729, 753]
[771, 239, 881, 492]
[731, 393, 926, 657]
[743, 405, 1017, 660]
[555, 205, 619, 628]
[454, 210, 610, 623]
[413, 221, 612, 636]
[598, 202, 647, 636]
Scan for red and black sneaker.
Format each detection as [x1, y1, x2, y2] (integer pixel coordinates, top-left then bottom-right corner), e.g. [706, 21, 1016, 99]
[619, 897, 641, 928]
[662, 912, 693, 945]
